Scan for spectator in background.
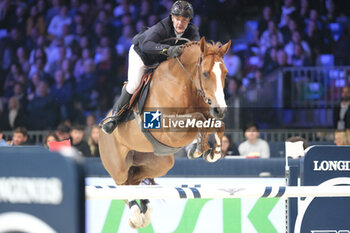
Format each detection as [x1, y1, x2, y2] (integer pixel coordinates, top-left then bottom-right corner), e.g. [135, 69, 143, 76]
[10, 127, 30, 146]
[47, 5, 72, 38]
[115, 24, 134, 57]
[26, 5, 46, 37]
[26, 72, 41, 101]
[278, 0, 296, 28]
[84, 113, 97, 141]
[43, 131, 58, 148]
[3, 63, 23, 98]
[74, 59, 98, 111]
[224, 78, 242, 130]
[56, 122, 71, 141]
[280, 16, 299, 44]
[259, 20, 284, 55]
[26, 80, 58, 130]
[284, 30, 311, 62]
[333, 86, 350, 130]
[257, 6, 274, 38]
[12, 82, 27, 110]
[289, 43, 312, 66]
[305, 9, 323, 32]
[285, 136, 309, 158]
[0, 27, 25, 71]
[70, 124, 91, 157]
[334, 24, 350, 66]
[286, 136, 309, 149]
[88, 124, 100, 157]
[0, 129, 9, 147]
[45, 0, 62, 23]
[276, 49, 290, 68]
[238, 123, 270, 158]
[221, 134, 239, 156]
[74, 48, 92, 79]
[29, 57, 53, 86]
[0, 97, 27, 131]
[61, 58, 75, 85]
[334, 129, 350, 146]
[297, 0, 310, 27]
[45, 44, 66, 77]
[16, 47, 30, 75]
[262, 47, 279, 74]
[51, 69, 73, 122]
[223, 48, 242, 80]
[304, 20, 324, 61]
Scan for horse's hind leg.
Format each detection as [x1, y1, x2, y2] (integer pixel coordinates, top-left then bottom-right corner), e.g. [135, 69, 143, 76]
[126, 153, 174, 185]
[99, 130, 131, 185]
[128, 200, 143, 229]
[128, 198, 152, 229]
[127, 153, 174, 228]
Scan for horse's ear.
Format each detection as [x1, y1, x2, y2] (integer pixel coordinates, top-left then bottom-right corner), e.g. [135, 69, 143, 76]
[200, 37, 207, 54]
[219, 40, 231, 57]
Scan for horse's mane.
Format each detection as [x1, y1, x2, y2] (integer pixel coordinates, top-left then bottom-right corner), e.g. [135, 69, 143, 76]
[182, 40, 223, 55]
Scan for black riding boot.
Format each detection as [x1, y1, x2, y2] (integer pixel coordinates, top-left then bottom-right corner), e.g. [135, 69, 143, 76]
[101, 88, 132, 134]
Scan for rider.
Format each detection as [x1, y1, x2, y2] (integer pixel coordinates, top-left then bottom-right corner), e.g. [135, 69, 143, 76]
[101, 0, 200, 134]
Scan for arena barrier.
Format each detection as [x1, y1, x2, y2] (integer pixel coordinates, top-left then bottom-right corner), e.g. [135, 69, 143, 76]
[85, 184, 350, 200]
[2, 146, 350, 233]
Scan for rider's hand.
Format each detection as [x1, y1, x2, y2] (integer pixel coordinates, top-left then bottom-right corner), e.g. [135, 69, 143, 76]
[166, 45, 182, 58]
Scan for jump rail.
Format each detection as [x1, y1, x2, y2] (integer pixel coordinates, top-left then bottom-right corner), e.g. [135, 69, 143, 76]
[85, 184, 350, 200]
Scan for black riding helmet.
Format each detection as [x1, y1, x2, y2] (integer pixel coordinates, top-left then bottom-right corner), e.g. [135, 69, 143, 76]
[170, 1, 194, 19]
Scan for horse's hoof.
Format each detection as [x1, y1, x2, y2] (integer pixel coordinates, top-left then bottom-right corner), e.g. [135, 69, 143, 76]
[204, 147, 221, 163]
[140, 203, 152, 228]
[129, 202, 143, 228]
[203, 148, 220, 163]
[101, 120, 117, 134]
[187, 143, 202, 159]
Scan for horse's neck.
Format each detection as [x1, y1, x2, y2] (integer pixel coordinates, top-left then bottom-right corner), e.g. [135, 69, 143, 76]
[180, 45, 201, 74]
[147, 45, 204, 109]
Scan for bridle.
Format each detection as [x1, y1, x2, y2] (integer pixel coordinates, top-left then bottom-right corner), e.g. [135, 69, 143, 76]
[175, 55, 212, 105]
[161, 37, 214, 105]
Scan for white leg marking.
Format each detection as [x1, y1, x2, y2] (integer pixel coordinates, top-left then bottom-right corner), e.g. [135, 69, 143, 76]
[141, 203, 152, 228]
[207, 133, 222, 163]
[129, 202, 143, 228]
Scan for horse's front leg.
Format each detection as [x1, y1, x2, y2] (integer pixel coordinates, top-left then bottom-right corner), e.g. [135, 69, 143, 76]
[203, 122, 225, 163]
[187, 132, 210, 159]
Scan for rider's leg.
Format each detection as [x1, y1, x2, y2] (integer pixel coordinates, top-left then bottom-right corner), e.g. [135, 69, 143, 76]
[101, 45, 146, 134]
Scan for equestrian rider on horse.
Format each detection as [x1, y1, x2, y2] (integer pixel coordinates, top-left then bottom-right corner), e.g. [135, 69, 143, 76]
[101, 0, 200, 134]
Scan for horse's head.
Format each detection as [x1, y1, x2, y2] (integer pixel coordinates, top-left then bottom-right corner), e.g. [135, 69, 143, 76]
[197, 37, 231, 119]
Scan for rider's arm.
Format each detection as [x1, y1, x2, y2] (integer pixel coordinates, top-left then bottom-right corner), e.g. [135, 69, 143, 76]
[138, 22, 170, 54]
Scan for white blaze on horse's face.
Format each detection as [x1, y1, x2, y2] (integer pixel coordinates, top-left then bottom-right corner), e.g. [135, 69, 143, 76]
[212, 61, 227, 109]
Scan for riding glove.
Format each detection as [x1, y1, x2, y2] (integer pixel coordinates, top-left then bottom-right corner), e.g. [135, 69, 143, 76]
[166, 45, 182, 58]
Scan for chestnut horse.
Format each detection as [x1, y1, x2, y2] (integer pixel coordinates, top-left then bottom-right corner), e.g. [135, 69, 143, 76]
[99, 37, 231, 228]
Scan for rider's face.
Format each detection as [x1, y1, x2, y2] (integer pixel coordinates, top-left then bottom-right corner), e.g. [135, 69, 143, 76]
[171, 15, 190, 34]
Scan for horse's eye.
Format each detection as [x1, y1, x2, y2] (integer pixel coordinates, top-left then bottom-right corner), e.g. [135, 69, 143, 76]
[202, 71, 209, 78]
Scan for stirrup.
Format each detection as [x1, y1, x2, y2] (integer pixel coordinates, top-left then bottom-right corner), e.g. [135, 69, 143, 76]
[99, 107, 128, 134]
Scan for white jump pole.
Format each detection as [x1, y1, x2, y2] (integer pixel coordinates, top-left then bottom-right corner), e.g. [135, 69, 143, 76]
[85, 185, 350, 200]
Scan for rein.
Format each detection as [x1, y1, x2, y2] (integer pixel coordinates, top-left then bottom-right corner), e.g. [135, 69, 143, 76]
[175, 56, 211, 105]
[160, 37, 212, 105]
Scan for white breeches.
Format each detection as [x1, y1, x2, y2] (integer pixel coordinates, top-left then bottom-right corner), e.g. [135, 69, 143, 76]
[125, 45, 147, 94]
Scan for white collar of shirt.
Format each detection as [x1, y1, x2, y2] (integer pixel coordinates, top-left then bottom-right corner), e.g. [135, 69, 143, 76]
[174, 30, 184, 44]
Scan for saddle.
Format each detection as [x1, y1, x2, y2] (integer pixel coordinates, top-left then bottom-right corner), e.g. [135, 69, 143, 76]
[118, 70, 154, 124]
[119, 69, 182, 156]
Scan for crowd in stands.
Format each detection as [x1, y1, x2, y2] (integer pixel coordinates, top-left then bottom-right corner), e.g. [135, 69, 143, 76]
[224, 0, 350, 109]
[1, 0, 350, 157]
